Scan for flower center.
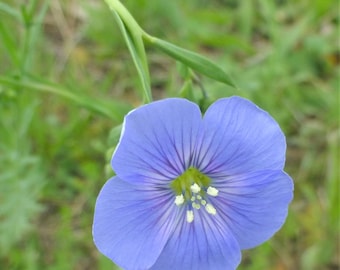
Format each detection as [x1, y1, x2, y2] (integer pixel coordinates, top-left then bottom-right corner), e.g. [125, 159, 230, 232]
[170, 167, 219, 223]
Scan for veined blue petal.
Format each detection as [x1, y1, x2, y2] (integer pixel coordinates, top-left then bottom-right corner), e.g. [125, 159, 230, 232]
[195, 96, 286, 176]
[93, 177, 178, 270]
[213, 170, 293, 249]
[151, 209, 241, 270]
[94, 96, 294, 269]
[112, 98, 202, 185]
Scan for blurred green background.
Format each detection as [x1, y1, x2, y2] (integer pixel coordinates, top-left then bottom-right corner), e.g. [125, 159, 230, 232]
[0, 0, 338, 269]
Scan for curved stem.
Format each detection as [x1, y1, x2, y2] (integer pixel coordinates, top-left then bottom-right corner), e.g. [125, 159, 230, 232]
[104, 0, 142, 34]
[104, 0, 152, 103]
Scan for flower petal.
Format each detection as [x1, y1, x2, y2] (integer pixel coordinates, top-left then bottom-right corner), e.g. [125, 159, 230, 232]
[151, 209, 241, 270]
[93, 177, 178, 270]
[213, 170, 293, 249]
[195, 96, 286, 176]
[112, 98, 202, 185]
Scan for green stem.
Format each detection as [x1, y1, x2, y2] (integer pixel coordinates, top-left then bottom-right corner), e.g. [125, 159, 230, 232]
[141, 31, 155, 43]
[20, 0, 50, 76]
[105, 0, 152, 103]
[104, 0, 143, 33]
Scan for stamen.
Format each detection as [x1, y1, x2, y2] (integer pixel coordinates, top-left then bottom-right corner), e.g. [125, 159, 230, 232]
[205, 203, 217, 215]
[174, 194, 184, 206]
[171, 168, 218, 222]
[192, 202, 201, 210]
[186, 210, 194, 223]
[207, 186, 219, 197]
[190, 183, 201, 193]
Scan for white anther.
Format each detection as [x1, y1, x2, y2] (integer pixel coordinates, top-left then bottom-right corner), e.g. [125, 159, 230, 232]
[186, 210, 194, 223]
[175, 194, 184, 206]
[196, 195, 202, 200]
[192, 202, 201, 210]
[205, 203, 217, 215]
[201, 200, 207, 206]
[190, 183, 201, 193]
[207, 186, 219, 197]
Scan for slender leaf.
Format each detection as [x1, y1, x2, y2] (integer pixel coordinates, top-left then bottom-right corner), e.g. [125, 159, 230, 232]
[0, 76, 131, 122]
[147, 36, 236, 88]
[0, 2, 21, 19]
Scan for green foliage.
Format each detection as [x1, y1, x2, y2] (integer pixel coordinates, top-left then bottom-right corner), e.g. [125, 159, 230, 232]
[0, 96, 44, 255]
[0, 0, 338, 269]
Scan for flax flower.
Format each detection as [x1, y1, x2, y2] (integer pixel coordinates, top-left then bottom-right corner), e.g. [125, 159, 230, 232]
[93, 96, 293, 270]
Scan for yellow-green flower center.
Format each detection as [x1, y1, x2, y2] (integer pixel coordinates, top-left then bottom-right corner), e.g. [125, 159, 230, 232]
[170, 167, 211, 198]
[170, 167, 219, 223]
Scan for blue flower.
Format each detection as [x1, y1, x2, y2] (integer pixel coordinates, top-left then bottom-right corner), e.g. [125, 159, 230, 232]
[93, 96, 293, 270]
